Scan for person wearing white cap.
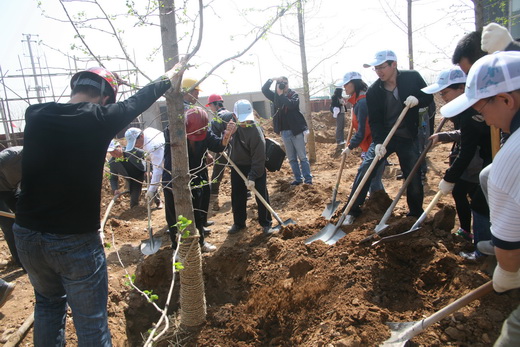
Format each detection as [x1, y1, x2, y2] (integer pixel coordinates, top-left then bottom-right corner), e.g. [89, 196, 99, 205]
[227, 99, 274, 235]
[338, 71, 385, 195]
[423, 67, 492, 257]
[262, 76, 312, 185]
[341, 50, 433, 225]
[125, 126, 165, 209]
[106, 140, 146, 208]
[440, 51, 520, 345]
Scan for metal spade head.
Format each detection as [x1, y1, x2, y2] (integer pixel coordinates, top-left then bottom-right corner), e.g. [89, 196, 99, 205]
[321, 200, 341, 220]
[304, 223, 339, 245]
[140, 227, 162, 255]
[272, 218, 296, 231]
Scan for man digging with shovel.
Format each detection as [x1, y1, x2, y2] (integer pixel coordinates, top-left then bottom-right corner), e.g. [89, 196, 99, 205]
[341, 50, 433, 225]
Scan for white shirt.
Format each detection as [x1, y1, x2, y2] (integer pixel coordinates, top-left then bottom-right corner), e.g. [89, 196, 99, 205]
[142, 127, 165, 193]
[489, 129, 520, 243]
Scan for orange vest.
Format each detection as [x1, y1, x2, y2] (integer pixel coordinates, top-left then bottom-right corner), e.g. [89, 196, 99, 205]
[348, 93, 372, 152]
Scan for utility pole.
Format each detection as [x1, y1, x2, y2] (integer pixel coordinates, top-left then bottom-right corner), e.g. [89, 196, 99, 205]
[22, 34, 43, 103]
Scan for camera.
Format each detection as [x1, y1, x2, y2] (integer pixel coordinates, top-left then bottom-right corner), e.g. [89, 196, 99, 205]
[278, 82, 286, 90]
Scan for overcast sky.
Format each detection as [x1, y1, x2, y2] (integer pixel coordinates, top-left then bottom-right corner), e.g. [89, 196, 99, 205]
[0, 0, 476, 129]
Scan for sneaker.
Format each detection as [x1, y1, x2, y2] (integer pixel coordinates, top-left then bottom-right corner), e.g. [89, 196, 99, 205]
[201, 242, 217, 253]
[0, 281, 15, 308]
[455, 228, 473, 241]
[204, 221, 215, 227]
[477, 240, 495, 256]
[459, 251, 478, 261]
[290, 181, 302, 186]
[228, 224, 246, 234]
[202, 227, 211, 236]
[262, 225, 274, 235]
[246, 191, 252, 199]
[342, 214, 355, 226]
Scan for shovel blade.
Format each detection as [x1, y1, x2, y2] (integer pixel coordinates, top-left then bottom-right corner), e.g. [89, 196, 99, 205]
[304, 223, 338, 245]
[374, 221, 390, 233]
[321, 200, 341, 220]
[325, 229, 346, 245]
[272, 218, 296, 231]
[141, 235, 162, 255]
[380, 321, 419, 346]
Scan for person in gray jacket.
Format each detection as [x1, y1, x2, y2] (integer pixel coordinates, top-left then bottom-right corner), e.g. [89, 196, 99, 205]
[0, 146, 22, 268]
[227, 100, 273, 235]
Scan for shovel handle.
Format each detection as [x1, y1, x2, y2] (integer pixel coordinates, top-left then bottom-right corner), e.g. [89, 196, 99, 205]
[222, 152, 284, 225]
[0, 210, 15, 219]
[409, 190, 444, 231]
[375, 118, 448, 234]
[333, 111, 355, 193]
[338, 105, 411, 225]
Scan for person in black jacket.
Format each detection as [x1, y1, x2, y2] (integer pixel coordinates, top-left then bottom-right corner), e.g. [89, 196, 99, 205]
[207, 94, 234, 211]
[106, 140, 146, 208]
[423, 67, 492, 257]
[13, 65, 180, 346]
[162, 107, 235, 253]
[262, 77, 312, 185]
[342, 50, 433, 225]
[331, 87, 346, 154]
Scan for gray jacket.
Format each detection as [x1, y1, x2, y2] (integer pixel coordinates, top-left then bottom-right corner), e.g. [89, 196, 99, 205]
[229, 123, 266, 181]
[0, 146, 23, 192]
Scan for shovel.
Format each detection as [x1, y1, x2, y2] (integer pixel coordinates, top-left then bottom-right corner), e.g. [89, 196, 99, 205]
[0, 211, 15, 219]
[141, 162, 162, 255]
[305, 105, 411, 245]
[372, 190, 444, 246]
[381, 281, 493, 346]
[322, 117, 354, 220]
[364, 118, 448, 243]
[223, 152, 295, 231]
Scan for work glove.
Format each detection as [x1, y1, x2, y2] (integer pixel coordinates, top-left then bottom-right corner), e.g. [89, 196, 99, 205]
[482, 23, 513, 53]
[438, 179, 455, 195]
[375, 144, 386, 158]
[246, 180, 255, 190]
[404, 95, 419, 108]
[332, 107, 340, 119]
[303, 130, 310, 144]
[493, 263, 520, 293]
[341, 147, 351, 156]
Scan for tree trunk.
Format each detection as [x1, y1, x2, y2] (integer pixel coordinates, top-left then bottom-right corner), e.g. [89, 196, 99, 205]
[296, 0, 316, 163]
[159, 0, 206, 328]
[407, 0, 414, 70]
[473, 0, 484, 31]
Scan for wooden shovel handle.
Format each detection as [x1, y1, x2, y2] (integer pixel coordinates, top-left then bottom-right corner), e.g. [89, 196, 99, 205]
[0, 210, 15, 219]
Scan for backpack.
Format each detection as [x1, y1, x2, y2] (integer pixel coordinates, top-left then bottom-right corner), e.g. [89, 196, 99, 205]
[265, 138, 285, 172]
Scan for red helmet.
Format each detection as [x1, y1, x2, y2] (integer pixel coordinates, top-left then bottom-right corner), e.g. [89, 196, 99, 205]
[70, 67, 118, 104]
[206, 94, 223, 106]
[186, 107, 209, 141]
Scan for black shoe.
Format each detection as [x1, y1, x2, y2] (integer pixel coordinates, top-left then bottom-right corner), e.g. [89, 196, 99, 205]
[262, 225, 274, 235]
[396, 174, 404, 180]
[202, 226, 211, 236]
[228, 224, 246, 234]
[204, 220, 215, 227]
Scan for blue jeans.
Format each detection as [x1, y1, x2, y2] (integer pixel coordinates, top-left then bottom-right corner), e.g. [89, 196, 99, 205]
[348, 138, 424, 217]
[280, 130, 312, 184]
[361, 152, 386, 193]
[13, 224, 112, 347]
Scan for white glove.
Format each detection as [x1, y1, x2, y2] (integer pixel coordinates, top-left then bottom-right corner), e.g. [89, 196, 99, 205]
[146, 189, 155, 200]
[438, 179, 455, 195]
[482, 23, 513, 53]
[404, 95, 419, 108]
[332, 107, 340, 119]
[493, 264, 520, 293]
[246, 180, 255, 190]
[303, 130, 310, 144]
[341, 147, 351, 156]
[375, 144, 386, 158]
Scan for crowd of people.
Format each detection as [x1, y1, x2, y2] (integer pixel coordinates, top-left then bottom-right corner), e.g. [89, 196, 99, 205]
[0, 21, 519, 346]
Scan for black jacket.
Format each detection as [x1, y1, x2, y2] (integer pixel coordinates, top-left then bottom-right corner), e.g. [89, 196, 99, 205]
[262, 79, 308, 136]
[367, 69, 433, 144]
[229, 123, 266, 181]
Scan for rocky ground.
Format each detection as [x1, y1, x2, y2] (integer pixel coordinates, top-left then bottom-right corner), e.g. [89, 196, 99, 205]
[1, 109, 519, 346]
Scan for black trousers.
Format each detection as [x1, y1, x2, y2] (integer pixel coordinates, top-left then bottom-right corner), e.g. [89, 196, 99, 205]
[0, 190, 22, 267]
[230, 165, 272, 228]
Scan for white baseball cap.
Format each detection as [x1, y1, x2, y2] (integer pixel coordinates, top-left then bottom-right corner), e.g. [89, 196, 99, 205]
[421, 67, 467, 94]
[363, 50, 397, 68]
[234, 99, 255, 122]
[107, 139, 120, 152]
[441, 51, 520, 118]
[335, 71, 362, 87]
[124, 127, 142, 151]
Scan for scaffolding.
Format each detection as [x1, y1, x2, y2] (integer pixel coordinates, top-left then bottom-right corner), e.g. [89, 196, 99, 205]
[0, 34, 138, 149]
